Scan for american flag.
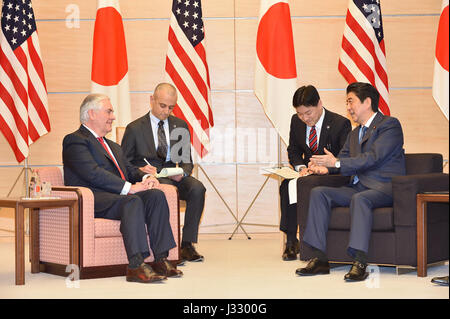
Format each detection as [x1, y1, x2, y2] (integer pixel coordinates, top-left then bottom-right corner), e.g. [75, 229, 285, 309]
[0, 0, 49, 163]
[338, 0, 390, 115]
[165, 0, 214, 158]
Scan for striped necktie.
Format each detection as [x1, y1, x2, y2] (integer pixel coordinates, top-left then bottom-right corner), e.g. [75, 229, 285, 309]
[309, 125, 318, 154]
[97, 137, 126, 180]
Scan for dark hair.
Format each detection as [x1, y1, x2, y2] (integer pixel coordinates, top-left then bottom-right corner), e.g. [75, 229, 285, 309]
[346, 82, 379, 112]
[292, 85, 320, 107]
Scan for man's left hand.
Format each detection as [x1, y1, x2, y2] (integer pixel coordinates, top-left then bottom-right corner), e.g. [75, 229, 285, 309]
[310, 148, 337, 167]
[143, 176, 160, 188]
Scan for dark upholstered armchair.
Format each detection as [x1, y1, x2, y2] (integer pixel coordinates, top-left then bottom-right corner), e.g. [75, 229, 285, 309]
[296, 153, 449, 270]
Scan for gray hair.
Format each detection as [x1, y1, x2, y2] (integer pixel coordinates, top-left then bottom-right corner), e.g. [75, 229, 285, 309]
[80, 93, 110, 124]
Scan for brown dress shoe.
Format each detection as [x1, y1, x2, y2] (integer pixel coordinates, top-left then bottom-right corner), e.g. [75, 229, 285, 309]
[153, 258, 183, 278]
[126, 263, 167, 283]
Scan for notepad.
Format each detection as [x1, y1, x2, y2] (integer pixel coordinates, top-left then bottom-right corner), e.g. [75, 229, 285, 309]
[156, 167, 184, 178]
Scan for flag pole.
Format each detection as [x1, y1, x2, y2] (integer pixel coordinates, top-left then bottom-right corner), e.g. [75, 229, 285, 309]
[6, 158, 30, 198]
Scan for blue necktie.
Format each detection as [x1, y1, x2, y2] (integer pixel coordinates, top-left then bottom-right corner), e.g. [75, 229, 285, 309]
[354, 126, 368, 184]
[359, 126, 368, 144]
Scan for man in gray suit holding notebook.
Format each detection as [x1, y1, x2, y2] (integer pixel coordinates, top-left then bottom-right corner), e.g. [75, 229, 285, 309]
[121, 83, 206, 263]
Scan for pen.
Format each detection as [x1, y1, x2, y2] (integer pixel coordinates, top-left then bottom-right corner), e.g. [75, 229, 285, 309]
[144, 158, 151, 166]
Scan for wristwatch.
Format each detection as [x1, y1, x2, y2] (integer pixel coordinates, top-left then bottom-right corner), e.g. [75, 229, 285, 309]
[335, 159, 341, 168]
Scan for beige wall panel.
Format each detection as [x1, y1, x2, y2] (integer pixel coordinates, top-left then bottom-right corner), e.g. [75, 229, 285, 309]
[0, 137, 17, 165]
[201, 92, 236, 164]
[389, 90, 449, 161]
[28, 94, 85, 165]
[126, 19, 235, 91]
[0, 167, 24, 197]
[203, 20, 235, 90]
[125, 20, 170, 91]
[384, 16, 439, 88]
[236, 16, 439, 91]
[33, 0, 96, 20]
[236, 0, 347, 17]
[236, 92, 281, 165]
[236, 165, 280, 233]
[236, 0, 442, 17]
[197, 164, 237, 233]
[37, 20, 94, 92]
[235, 18, 348, 91]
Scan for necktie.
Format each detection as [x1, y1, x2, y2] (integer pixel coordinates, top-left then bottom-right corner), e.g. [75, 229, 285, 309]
[359, 126, 368, 144]
[157, 120, 168, 161]
[309, 126, 318, 154]
[354, 126, 368, 184]
[97, 137, 126, 180]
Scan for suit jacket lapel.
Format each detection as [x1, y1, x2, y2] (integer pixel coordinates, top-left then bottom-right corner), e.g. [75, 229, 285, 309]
[143, 112, 157, 155]
[79, 125, 110, 159]
[360, 112, 384, 145]
[79, 125, 125, 175]
[298, 120, 311, 157]
[317, 109, 331, 152]
[168, 115, 177, 147]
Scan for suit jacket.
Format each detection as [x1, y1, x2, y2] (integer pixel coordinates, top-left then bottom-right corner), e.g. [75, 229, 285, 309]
[337, 112, 406, 196]
[63, 125, 146, 214]
[287, 108, 351, 168]
[121, 113, 194, 176]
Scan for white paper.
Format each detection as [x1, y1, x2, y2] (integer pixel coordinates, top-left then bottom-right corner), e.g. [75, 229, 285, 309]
[288, 178, 298, 205]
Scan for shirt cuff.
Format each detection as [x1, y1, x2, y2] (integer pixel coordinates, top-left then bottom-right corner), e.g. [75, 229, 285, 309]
[121, 181, 131, 195]
[295, 165, 306, 172]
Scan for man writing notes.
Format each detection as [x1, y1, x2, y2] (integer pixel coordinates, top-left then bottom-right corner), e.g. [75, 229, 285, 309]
[280, 85, 351, 261]
[296, 82, 406, 281]
[121, 83, 206, 263]
[63, 94, 182, 283]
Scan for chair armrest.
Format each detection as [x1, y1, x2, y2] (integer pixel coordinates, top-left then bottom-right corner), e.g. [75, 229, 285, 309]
[297, 174, 350, 227]
[392, 173, 449, 226]
[51, 186, 95, 266]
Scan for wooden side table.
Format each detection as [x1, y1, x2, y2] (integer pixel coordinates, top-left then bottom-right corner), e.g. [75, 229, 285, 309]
[0, 197, 78, 285]
[416, 192, 449, 277]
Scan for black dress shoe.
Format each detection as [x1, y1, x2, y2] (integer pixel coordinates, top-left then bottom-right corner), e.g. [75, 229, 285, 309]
[282, 242, 299, 261]
[344, 261, 369, 281]
[431, 275, 449, 286]
[153, 258, 183, 278]
[295, 258, 330, 276]
[180, 244, 204, 262]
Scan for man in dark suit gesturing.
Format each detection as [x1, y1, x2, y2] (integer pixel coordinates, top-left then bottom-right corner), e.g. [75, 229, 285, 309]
[280, 85, 351, 261]
[63, 94, 182, 283]
[121, 83, 206, 262]
[296, 82, 406, 281]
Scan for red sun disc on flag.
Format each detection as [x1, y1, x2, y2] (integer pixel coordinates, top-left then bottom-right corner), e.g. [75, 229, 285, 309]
[436, 5, 449, 72]
[256, 2, 297, 79]
[91, 7, 128, 86]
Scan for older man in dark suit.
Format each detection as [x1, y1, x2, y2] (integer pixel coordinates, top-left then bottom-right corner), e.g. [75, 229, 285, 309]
[121, 83, 206, 262]
[279, 85, 351, 261]
[296, 82, 406, 281]
[63, 94, 182, 283]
